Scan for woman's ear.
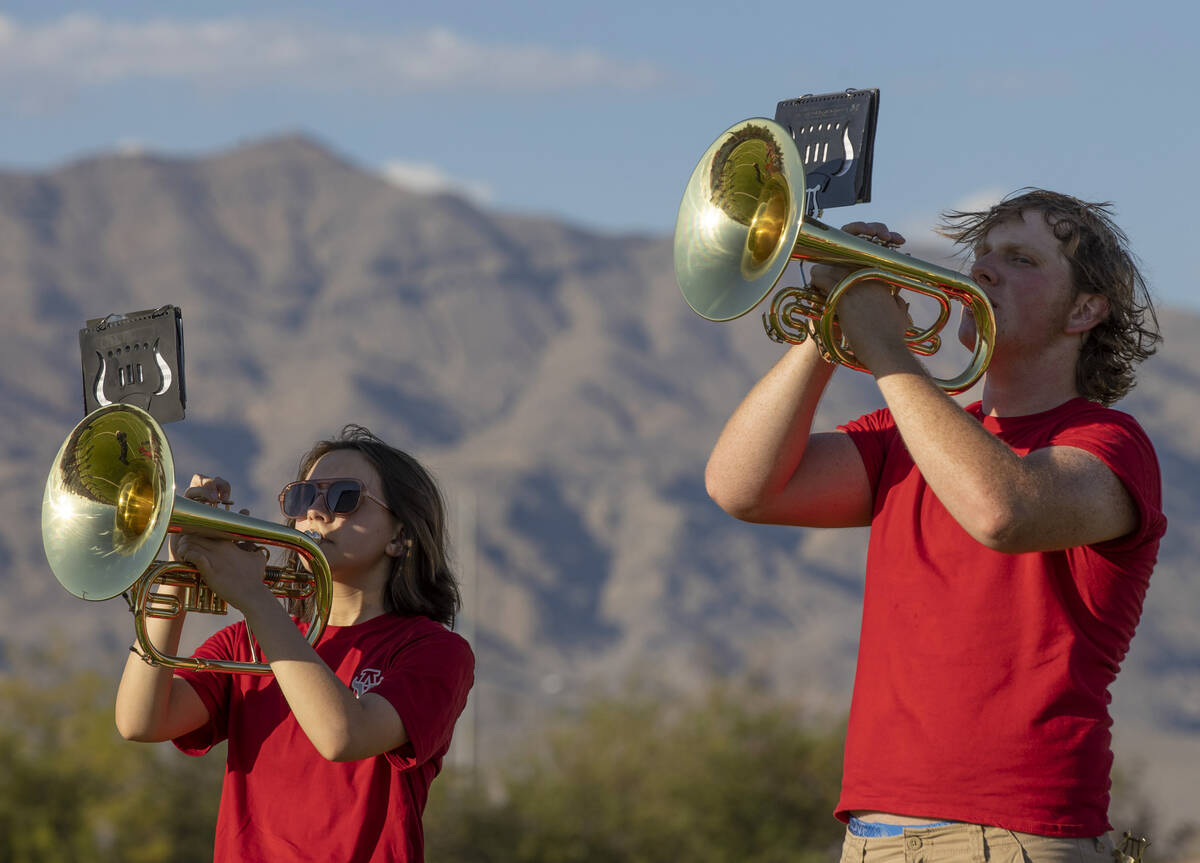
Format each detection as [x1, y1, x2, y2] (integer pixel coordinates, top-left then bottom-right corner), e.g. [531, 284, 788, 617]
[385, 531, 409, 559]
[1065, 292, 1110, 335]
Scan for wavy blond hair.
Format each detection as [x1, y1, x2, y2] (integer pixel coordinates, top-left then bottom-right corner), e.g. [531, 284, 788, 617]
[940, 189, 1160, 405]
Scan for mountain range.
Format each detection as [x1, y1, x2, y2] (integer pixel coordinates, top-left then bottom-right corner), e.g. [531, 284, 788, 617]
[2, 134, 1197, 833]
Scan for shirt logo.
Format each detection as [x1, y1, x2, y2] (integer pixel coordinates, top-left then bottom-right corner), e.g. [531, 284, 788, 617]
[351, 668, 384, 698]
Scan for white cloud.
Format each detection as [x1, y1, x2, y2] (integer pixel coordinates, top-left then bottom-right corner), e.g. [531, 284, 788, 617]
[114, 137, 148, 157]
[890, 187, 1010, 255]
[0, 13, 662, 101]
[948, 187, 1006, 214]
[380, 160, 494, 205]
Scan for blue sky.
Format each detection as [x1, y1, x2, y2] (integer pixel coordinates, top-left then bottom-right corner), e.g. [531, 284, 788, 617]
[2, 1, 1196, 311]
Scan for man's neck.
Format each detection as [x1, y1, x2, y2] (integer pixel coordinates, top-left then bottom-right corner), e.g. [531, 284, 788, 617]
[978, 343, 1082, 417]
[979, 378, 1080, 418]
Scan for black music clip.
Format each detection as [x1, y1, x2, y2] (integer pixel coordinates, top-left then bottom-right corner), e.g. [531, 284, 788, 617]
[78, 304, 187, 423]
[774, 88, 880, 215]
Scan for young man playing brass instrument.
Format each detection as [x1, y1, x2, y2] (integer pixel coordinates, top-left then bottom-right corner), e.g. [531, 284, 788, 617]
[704, 190, 1165, 861]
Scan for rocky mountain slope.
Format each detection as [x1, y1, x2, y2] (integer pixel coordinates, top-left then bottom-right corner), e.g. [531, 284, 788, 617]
[2, 135, 1196, 829]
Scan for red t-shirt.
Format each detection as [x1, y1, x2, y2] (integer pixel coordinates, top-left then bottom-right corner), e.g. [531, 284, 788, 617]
[173, 614, 474, 862]
[835, 398, 1165, 837]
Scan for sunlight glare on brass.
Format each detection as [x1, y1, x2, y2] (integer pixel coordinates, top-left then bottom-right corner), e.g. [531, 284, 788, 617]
[674, 118, 995, 394]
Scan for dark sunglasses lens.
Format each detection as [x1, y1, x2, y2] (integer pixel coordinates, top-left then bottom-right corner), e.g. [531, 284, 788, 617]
[281, 482, 316, 517]
[328, 481, 362, 514]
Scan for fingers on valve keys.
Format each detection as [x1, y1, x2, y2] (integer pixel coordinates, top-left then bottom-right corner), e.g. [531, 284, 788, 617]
[809, 221, 906, 295]
[185, 474, 234, 508]
[182, 474, 261, 553]
[842, 221, 905, 247]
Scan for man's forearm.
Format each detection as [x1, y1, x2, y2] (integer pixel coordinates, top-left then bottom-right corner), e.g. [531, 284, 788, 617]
[706, 340, 837, 516]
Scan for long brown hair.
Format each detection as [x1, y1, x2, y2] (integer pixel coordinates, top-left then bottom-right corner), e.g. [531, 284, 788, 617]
[940, 188, 1160, 406]
[289, 425, 460, 625]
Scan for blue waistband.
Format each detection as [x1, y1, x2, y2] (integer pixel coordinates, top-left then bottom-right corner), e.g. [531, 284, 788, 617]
[848, 817, 958, 838]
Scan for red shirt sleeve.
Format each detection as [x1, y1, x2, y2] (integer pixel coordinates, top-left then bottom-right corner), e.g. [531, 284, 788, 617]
[171, 623, 243, 755]
[371, 627, 475, 770]
[1046, 406, 1166, 551]
[837, 407, 899, 495]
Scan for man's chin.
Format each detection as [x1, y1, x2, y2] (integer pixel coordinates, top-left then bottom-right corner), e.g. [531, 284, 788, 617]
[957, 309, 978, 350]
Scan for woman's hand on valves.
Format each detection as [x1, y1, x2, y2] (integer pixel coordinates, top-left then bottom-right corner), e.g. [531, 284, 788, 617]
[171, 473, 272, 612]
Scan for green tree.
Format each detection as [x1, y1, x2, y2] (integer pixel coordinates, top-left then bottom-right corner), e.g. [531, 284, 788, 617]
[425, 684, 847, 863]
[0, 648, 222, 863]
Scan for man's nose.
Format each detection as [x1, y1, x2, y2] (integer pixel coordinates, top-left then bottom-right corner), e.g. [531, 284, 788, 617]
[970, 259, 995, 286]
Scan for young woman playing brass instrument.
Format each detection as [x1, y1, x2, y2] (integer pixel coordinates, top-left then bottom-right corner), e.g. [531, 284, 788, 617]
[115, 425, 473, 863]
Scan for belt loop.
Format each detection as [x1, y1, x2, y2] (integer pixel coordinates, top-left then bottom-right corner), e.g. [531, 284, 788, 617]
[840, 831, 867, 863]
[969, 824, 986, 863]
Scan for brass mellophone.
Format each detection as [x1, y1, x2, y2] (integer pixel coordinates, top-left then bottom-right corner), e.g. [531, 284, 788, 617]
[41, 403, 332, 673]
[673, 118, 996, 394]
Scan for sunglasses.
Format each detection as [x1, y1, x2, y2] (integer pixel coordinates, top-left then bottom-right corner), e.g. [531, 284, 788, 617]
[278, 478, 394, 519]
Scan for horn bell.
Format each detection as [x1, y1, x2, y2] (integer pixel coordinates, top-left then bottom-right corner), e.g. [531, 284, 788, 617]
[41, 403, 333, 674]
[42, 403, 175, 601]
[674, 118, 806, 322]
[673, 117, 995, 394]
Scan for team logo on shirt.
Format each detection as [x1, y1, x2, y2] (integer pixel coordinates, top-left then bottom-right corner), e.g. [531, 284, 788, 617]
[351, 668, 384, 698]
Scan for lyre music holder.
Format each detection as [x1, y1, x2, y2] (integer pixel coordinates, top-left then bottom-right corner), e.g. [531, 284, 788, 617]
[79, 304, 186, 423]
[774, 88, 880, 216]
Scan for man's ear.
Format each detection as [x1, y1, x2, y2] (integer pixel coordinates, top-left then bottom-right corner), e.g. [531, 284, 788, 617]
[1065, 292, 1110, 335]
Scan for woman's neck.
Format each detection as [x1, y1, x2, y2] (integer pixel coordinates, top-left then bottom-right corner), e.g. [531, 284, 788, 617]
[327, 571, 390, 626]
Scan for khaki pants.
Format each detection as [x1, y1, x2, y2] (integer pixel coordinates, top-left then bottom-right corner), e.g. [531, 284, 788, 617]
[839, 822, 1116, 863]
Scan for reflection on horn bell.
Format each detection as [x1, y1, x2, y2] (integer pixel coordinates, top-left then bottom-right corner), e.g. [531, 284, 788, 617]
[674, 118, 996, 394]
[41, 403, 332, 674]
[41, 405, 173, 601]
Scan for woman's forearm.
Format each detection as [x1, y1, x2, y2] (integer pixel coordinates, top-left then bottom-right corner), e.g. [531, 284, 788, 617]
[114, 593, 202, 741]
[237, 598, 408, 762]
